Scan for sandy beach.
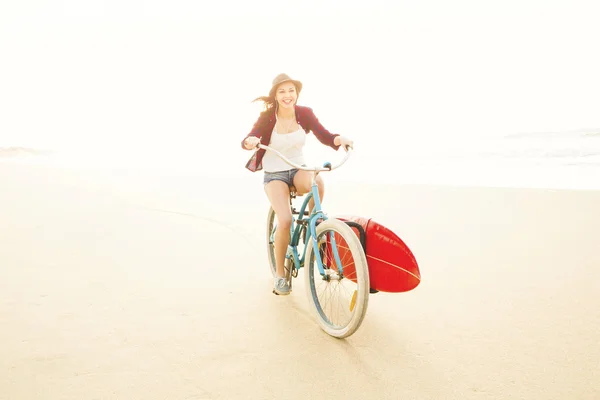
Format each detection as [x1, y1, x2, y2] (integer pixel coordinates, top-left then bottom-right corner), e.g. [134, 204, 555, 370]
[1, 160, 599, 400]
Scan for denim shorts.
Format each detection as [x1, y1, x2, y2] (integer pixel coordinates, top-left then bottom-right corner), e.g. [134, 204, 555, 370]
[263, 168, 300, 187]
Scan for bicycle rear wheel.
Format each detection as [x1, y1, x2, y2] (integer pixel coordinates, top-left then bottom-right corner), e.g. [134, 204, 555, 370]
[304, 218, 369, 338]
[266, 206, 278, 277]
[266, 206, 299, 284]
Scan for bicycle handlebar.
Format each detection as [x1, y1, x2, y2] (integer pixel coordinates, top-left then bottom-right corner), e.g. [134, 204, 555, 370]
[256, 143, 353, 172]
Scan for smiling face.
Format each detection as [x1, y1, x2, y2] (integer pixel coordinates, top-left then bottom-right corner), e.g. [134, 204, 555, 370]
[274, 81, 298, 110]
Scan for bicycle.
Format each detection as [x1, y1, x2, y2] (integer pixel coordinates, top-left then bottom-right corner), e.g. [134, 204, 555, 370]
[258, 143, 370, 339]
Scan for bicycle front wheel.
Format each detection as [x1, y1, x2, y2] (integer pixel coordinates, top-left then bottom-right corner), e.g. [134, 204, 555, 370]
[304, 218, 369, 339]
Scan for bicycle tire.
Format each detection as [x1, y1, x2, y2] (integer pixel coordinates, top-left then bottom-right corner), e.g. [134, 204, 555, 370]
[266, 206, 297, 286]
[266, 206, 278, 278]
[304, 218, 369, 338]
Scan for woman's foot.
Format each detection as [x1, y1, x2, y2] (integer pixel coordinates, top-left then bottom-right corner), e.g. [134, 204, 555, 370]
[273, 276, 291, 295]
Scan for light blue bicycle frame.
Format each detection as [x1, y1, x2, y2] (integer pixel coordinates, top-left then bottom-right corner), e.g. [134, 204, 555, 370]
[282, 175, 345, 278]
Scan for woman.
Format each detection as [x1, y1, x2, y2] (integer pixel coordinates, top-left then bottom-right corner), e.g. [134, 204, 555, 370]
[241, 73, 354, 296]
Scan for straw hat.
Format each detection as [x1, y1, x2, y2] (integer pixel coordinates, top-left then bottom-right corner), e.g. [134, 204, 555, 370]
[269, 73, 303, 98]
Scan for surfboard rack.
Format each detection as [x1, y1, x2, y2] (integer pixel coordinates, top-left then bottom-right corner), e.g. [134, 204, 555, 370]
[341, 220, 379, 294]
[341, 221, 366, 251]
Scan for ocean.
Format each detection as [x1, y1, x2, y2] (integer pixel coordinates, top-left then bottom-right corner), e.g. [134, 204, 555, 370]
[335, 129, 600, 191]
[2, 130, 599, 192]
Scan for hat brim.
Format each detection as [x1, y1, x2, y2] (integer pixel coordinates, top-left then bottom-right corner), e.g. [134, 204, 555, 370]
[269, 79, 303, 98]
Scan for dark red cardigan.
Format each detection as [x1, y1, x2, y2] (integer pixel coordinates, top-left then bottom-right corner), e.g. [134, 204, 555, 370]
[241, 105, 341, 172]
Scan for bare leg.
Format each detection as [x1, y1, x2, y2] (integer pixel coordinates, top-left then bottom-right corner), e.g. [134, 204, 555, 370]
[264, 180, 293, 278]
[293, 171, 325, 214]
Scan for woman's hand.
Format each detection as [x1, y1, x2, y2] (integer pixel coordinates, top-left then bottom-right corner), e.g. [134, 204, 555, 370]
[334, 135, 354, 151]
[244, 136, 260, 150]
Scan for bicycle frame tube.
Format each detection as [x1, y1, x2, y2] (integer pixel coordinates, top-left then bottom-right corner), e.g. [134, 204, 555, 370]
[289, 181, 329, 275]
[307, 180, 330, 277]
[308, 180, 325, 236]
[287, 190, 313, 271]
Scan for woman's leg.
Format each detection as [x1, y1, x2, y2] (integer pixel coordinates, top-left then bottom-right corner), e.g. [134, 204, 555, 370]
[264, 180, 293, 278]
[293, 171, 325, 213]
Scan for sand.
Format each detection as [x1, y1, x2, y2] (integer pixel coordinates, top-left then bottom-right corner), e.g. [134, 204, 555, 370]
[1, 160, 599, 400]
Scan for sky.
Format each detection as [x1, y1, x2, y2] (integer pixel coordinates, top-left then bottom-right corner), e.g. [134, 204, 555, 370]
[1, 0, 600, 171]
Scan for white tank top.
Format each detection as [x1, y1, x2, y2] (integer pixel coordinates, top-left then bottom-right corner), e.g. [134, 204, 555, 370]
[262, 125, 307, 173]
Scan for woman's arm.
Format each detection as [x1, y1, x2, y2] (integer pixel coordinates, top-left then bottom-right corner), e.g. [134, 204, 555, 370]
[303, 107, 341, 150]
[240, 113, 267, 149]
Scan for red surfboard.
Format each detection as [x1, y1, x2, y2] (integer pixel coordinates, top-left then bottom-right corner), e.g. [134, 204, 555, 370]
[326, 215, 421, 293]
